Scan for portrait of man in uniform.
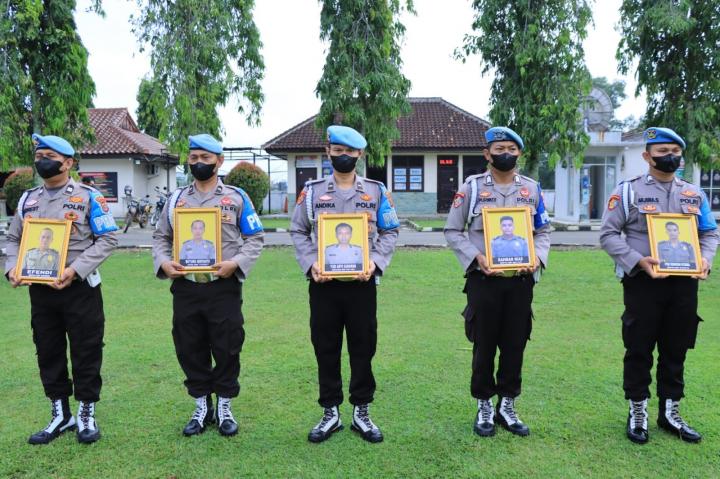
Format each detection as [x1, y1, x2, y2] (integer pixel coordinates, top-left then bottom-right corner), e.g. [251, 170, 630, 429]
[657, 221, 696, 270]
[324, 223, 364, 272]
[173, 208, 222, 272]
[490, 216, 530, 264]
[16, 218, 71, 283]
[179, 219, 216, 267]
[647, 213, 702, 276]
[22, 228, 61, 275]
[318, 212, 370, 278]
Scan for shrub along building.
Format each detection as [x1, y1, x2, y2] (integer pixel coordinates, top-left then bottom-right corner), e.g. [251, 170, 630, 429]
[263, 97, 491, 215]
[77, 108, 179, 217]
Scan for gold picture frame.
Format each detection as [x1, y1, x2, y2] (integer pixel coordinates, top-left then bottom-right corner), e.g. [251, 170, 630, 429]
[16, 218, 72, 284]
[482, 207, 536, 271]
[318, 212, 370, 278]
[647, 213, 702, 276]
[173, 207, 222, 273]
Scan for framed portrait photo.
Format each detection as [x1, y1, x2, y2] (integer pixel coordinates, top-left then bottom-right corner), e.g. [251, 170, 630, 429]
[173, 208, 222, 273]
[482, 207, 536, 271]
[318, 212, 370, 278]
[647, 213, 702, 276]
[17, 218, 71, 283]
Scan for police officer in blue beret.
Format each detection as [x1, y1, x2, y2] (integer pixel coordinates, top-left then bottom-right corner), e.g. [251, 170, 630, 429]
[290, 125, 400, 443]
[5, 133, 119, 444]
[445, 126, 551, 438]
[601, 127, 718, 444]
[153, 133, 264, 437]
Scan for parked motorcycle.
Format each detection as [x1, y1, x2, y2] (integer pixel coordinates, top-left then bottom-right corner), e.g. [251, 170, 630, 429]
[123, 187, 152, 233]
[150, 186, 170, 228]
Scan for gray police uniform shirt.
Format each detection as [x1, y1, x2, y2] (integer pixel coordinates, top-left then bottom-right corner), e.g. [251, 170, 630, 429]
[600, 174, 719, 276]
[22, 248, 61, 274]
[490, 235, 530, 263]
[5, 178, 119, 281]
[444, 172, 551, 272]
[152, 179, 264, 282]
[325, 244, 364, 271]
[657, 240, 696, 269]
[179, 239, 216, 266]
[290, 175, 400, 276]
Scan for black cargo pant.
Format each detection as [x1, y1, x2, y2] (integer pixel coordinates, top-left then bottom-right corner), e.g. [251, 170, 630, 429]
[171, 277, 245, 398]
[464, 271, 534, 400]
[621, 273, 701, 401]
[309, 279, 377, 408]
[29, 280, 105, 402]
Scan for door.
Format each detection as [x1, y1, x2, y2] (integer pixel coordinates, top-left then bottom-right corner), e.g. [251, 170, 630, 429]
[437, 156, 459, 213]
[296, 167, 317, 193]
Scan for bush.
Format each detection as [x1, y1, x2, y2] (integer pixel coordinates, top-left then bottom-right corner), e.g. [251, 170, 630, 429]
[224, 162, 270, 214]
[3, 168, 34, 214]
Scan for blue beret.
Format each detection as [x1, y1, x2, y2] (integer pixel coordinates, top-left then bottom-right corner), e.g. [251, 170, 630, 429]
[32, 133, 75, 156]
[327, 125, 367, 150]
[485, 127, 524, 150]
[643, 127, 686, 149]
[189, 134, 223, 154]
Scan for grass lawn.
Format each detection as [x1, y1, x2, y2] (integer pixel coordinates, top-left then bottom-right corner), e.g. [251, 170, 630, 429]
[1, 248, 719, 478]
[259, 217, 290, 230]
[409, 218, 447, 229]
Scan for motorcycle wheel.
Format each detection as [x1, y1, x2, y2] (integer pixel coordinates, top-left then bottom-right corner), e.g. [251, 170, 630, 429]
[123, 213, 132, 233]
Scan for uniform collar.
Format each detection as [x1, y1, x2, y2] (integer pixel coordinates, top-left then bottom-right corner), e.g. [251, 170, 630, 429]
[40, 178, 75, 197]
[644, 173, 682, 186]
[324, 174, 363, 193]
[188, 178, 225, 196]
[484, 173, 521, 188]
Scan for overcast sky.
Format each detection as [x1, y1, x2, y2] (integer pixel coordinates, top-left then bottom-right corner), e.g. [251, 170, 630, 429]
[75, 0, 645, 149]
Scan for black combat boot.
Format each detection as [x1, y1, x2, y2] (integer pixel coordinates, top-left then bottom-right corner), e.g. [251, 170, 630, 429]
[308, 406, 343, 443]
[657, 399, 702, 443]
[183, 394, 215, 436]
[496, 397, 530, 436]
[76, 401, 101, 444]
[28, 398, 76, 445]
[351, 404, 383, 443]
[216, 397, 238, 437]
[474, 398, 496, 437]
[626, 399, 649, 444]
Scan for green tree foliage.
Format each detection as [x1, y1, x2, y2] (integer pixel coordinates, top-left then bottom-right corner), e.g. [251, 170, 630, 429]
[458, 0, 593, 177]
[315, 0, 413, 167]
[618, 1, 720, 173]
[132, 0, 265, 158]
[224, 162, 270, 214]
[0, 1, 97, 170]
[3, 168, 34, 212]
[135, 77, 166, 139]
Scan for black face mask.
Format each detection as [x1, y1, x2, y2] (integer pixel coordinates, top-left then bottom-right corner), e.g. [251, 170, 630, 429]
[490, 153, 518, 172]
[651, 154, 682, 173]
[35, 156, 64, 179]
[190, 162, 217, 181]
[330, 154, 358, 174]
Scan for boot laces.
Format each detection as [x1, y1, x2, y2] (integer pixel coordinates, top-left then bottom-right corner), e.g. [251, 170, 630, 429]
[191, 397, 208, 425]
[43, 400, 61, 433]
[630, 400, 648, 430]
[667, 401, 688, 428]
[501, 398, 521, 424]
[315, 407, 337, 430]
[355, 404, 376, 430]
[218, 398, 236, 424]
[478, 399, 494, 423]
[79, 401, 95, 430]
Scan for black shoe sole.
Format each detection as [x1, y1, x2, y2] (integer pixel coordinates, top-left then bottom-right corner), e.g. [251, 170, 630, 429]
[183, 417, 215, 437]
[496, 417, 530, 437]
[350, 423, 384, 443]
[308, 424, 343, 443]
[28, 423, 77, 445]
[626, 432, 649, 444]
[473, 424, 496, 437]
[77, 430, 101, 444]
[657, 421, 701, 443]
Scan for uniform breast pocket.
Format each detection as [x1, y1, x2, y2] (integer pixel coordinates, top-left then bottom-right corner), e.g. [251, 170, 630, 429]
[680, 204, 701, 216]
[634, 208, 651, 232]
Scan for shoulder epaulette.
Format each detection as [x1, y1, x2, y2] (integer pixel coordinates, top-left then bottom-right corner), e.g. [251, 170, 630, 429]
[464, 172, 487, 185]
[305, 178, 325, 187]
[518, 174, 538, 184]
